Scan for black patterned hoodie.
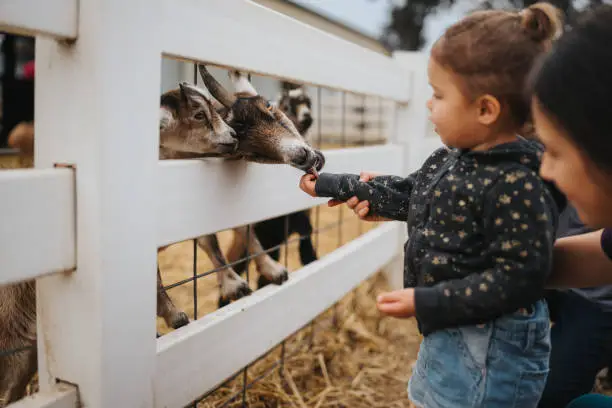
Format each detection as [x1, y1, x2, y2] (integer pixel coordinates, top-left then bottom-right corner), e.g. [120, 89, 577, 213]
[314, 138, 566, 336]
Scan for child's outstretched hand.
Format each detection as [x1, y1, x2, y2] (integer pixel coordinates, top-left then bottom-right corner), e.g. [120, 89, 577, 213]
[299, 174, 318, 197]
[327, 171, 391, 222]
[376, 288, 415, 318]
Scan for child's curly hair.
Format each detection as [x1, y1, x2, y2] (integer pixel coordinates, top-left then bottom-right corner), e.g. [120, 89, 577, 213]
[431, 3, 563, 130]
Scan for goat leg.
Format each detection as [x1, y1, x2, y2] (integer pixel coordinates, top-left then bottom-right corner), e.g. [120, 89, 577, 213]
[233, 226, 289, 285]
[157, 266, 189, 330]
[196, 234, 252, 308]
[226, 234, 250, 276]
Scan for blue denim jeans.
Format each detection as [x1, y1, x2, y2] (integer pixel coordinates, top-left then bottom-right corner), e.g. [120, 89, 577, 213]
[408, 300, 551, 408]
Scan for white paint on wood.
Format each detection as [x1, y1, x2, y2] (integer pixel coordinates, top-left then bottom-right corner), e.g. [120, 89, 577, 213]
[0, 0, 77, 39]
[6, 384, 78, 408]
[0, 168, 75, 285]
[0, 1, 432, 405]
[377, 51, 441, 289]
[33, 0, 161, 405]
[157, 145, 404, 246]
[392, 52, 442, 173]
[154, 222, 402, 408]
[159, 0, 411, 102]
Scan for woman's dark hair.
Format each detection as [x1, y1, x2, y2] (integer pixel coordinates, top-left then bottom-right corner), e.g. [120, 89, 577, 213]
[531, 5, 612, 173]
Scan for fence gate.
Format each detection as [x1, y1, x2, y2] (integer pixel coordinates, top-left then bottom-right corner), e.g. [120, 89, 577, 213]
[0, 0, 438, 407]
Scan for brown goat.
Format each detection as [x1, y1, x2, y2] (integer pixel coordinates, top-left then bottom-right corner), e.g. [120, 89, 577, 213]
[0, 67, 324, 405]
[226, 85, 318, 295]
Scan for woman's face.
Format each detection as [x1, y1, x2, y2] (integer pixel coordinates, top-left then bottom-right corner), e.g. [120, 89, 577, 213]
[533, 97, 612, 228]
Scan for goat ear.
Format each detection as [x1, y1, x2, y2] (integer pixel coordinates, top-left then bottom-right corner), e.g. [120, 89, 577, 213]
[198, 64, 237, 109]
[178, 82, 191, 106]
[228, 70, 258, 97]
[179, 81, 213, 103]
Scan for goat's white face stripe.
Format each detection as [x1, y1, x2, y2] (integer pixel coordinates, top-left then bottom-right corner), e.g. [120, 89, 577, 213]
[296, 104, 310, 122]
[230, 72, 258, 96]
[288, 88, 304, 98]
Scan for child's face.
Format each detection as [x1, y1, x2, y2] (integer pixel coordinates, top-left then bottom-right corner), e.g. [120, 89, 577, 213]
[426, 57, 493, 149]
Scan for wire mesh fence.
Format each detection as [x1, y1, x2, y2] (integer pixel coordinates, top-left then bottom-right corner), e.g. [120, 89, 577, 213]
[0, 58, 392, 407]
[152, 69, 390, 407]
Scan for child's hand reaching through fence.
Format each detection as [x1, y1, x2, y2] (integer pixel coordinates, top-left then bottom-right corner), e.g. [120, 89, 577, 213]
[299, 173, 318, 197]
[328, 171, 392, 222]
[376, 288, 415, 318]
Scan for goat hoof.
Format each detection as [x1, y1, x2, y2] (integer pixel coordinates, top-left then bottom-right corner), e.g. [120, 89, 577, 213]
[218, 296, 231, 308]
[233, 283, 253, 299]
[270, 269, 289, 285]
[257, 275, 272, 289]
[171, 312, 190, 329]
[218, 281, 253, 308]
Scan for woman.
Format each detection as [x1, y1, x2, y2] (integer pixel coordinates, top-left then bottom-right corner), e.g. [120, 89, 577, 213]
[529, 6, 612, 405]
[531, 4, 612, 291]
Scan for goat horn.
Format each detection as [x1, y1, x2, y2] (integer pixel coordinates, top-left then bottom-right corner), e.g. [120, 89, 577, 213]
[198, 64, 236, 109]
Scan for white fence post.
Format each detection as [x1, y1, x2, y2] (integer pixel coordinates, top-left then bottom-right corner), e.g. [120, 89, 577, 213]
[33, 0, 161, 406]
[393, 51, 437, 173]
[382, 51, 434, 290]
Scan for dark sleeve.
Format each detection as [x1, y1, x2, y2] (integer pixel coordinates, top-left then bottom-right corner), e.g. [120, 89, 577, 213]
[314, 173, 416, 221]
[414, 169, 555, 331]
[602, 228, 612, 261]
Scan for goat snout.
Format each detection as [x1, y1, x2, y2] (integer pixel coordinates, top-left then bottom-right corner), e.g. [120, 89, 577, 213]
[217, 139, 239, 154]
[289, 145, 324, 173]
[293, 146, 311, 166]
[216, 128, 238, 153]
[314, 149, 325, 171]
[300, 113, 313, 129]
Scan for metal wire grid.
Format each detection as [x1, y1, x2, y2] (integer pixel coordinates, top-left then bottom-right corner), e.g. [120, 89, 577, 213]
[166, 79, 389, 407]
[0, 66, 390, 406]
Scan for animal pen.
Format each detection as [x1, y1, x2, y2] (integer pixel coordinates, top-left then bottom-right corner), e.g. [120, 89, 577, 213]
[0, 0, 441, 407]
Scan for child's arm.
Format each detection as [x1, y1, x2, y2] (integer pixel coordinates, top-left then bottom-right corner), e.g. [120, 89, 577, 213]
[300, 172, 416, 222]
[412, 169, 556, 333]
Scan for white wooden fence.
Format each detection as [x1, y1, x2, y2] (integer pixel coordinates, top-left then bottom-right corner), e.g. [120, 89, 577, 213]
[0, 0, 440, 407]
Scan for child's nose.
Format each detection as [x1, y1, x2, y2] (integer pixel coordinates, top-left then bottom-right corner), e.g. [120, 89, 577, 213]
[426, 98, 433, 111]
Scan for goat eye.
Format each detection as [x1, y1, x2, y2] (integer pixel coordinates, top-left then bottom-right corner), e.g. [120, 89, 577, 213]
[194, 112, 206, 120]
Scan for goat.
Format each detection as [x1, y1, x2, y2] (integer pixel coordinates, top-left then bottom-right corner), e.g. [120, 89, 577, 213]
[229, 85, 319, 290]
[0, 68, 325, 405]
[160, 66, 324, 313]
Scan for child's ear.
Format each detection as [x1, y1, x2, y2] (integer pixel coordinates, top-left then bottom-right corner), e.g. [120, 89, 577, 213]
[476, 94, 501, 126]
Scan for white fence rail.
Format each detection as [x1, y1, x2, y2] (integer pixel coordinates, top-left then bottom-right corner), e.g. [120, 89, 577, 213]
[156, 222, 402, 408]
[0, 0, 77, 39]
[0, 0, 436, 407]
[160, 0, 411, 100]
[0, 168, 75, 285]
[158, 145, 404, 246]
